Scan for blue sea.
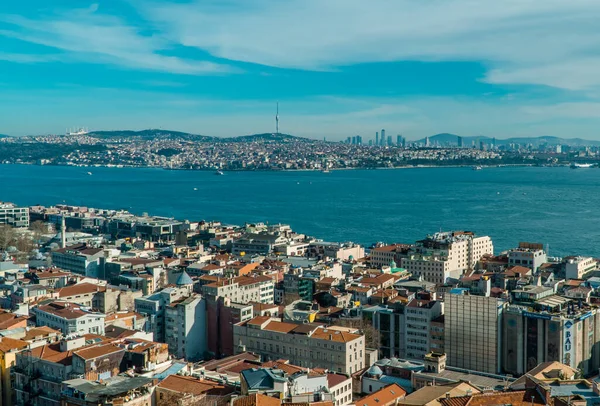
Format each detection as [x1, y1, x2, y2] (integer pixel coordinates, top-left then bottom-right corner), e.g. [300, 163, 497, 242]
[1, 164, 599, 257]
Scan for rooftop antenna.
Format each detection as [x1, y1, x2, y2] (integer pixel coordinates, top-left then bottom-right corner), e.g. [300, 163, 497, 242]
[276, 102, 279, 134]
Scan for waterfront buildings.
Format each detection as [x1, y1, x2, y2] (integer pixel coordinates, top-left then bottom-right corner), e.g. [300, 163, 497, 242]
[0, 202, 29, 228]
[507, 242, 547, 271]
[565, 256, 597, 280]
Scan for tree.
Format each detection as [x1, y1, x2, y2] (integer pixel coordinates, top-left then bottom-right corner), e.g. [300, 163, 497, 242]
[282, 292, 301, 306]
[29, 220, 47, 248]
[334, 316, 381, 349]
[0, 224, 16, 250]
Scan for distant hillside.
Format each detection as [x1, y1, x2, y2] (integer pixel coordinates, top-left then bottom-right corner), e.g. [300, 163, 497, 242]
[227, 133, 311, 143]
[415, 133, 600, 147]
[0, 134, 10, 138]
[88, 129, 215, 142]
[87, 129, 311, 143]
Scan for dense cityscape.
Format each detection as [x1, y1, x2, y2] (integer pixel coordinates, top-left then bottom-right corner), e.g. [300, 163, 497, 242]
[0, 199, 598, 405]
[2, 130, 600, 171]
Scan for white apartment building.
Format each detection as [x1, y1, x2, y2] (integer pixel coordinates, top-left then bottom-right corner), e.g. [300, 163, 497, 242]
[0, 202, 29, 228]
[404, 299, 444, 360]
[202, 275, 274, 304]
[234, 316, 366, 374]
[401, 231, 493, 284]
[134, 284, 193, 342]
[165, 294, 207, 361]
[507, 243, 547, 271]
[565, 256, 597, 280]
[33, 301, 106, 335]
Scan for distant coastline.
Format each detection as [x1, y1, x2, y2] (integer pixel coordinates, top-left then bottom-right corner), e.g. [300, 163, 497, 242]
[0, 161, 555, 172]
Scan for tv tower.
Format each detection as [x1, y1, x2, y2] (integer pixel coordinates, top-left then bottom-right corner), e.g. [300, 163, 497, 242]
[275, 102, 279, 134]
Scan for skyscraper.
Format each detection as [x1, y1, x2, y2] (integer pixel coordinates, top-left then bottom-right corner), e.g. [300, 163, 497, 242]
[397, 135, 402, 145]
[275, 102, 279, 134]
[381, 129, 386, 146]
[387, 135, 392, 146]
[457, 136, 463, 148]
[425, 137, 430, 147]
[375, 132, 379, 146]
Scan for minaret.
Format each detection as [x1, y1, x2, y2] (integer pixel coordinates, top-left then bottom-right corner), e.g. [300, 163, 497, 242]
[61, 216, 66, 248]
[275, 102, 279, 134]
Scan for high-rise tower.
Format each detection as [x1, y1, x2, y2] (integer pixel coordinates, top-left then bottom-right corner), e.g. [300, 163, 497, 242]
[275, 102, 279, 134]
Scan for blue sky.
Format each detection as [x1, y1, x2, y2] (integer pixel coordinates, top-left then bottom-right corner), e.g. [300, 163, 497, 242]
[1, 1, 600, 140]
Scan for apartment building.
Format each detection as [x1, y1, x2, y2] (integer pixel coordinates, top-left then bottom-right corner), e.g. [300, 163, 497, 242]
[370, 244, 410, 268]
[363, 294, 442, 360]
[13, 337, 124, 406]
[51, 243, 105, 278]
[445, 291, 505, 374]
[134, 284, 192, 342]
[308, 242, 365, 261]
[202, 275, 274, 304]
[404, 299, 443, 360]
[507, 242, 547, 271]
[206, 298, 254, 358]
[0, 202, 29, 228]
[565, 256, 597, 280]
[32, 301, 106, 335]
[54, 282, 103, 307]
[165, 294, 207, 361]
[401, 231, 493, 284]
[234, 316, 366, 374]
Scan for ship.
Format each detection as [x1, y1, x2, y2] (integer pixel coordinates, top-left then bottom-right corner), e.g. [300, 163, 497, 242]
[472, 166, 483, 171]
[570, 163, 594, 169]
[66, 127, 89, 136]
[215, 170, 224, 175]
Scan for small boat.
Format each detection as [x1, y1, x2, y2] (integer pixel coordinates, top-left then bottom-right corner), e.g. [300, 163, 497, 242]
[321, 169, 330, 173]
[472, 166, 482, 171]
[215, 170, 224, 175]
[87, 171, 93, 175]
[193, 187, 198, 191]
[570, 163, 593, 169]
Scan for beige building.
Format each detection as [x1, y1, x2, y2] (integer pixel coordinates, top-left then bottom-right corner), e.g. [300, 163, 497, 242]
[445, 292, 505, 374]
[370, 244, 410, 268]
[401, 231, 493, 284]
[233, 316, 366, 374]
[565, 256, 597, 280]
[202, 275, 274, 304]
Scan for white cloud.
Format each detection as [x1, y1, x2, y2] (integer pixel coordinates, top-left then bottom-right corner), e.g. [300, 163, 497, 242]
[0, 7, 235, 75]
[141, 0, 600, 89]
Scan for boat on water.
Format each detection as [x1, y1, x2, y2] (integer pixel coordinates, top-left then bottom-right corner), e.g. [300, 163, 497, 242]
[321, 169, 330, 173]
[87, 171, 93, 175]
[472, 166, 483, 171]
[215, 170, 224, 175]
[570, 163, 594, 169]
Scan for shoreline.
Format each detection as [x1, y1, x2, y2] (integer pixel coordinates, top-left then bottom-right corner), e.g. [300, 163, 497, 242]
[0, 162, 563, 173]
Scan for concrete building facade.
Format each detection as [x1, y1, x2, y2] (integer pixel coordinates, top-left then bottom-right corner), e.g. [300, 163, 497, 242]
[445, 292, 505, 374]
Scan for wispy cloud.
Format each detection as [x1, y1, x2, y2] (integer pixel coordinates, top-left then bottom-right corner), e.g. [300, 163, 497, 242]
[141, 0, 600, 90]
[0, 5, 236, 75]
